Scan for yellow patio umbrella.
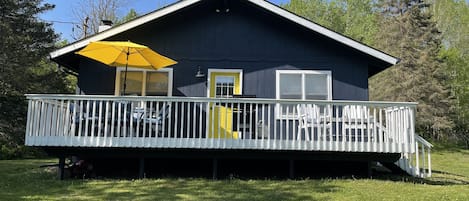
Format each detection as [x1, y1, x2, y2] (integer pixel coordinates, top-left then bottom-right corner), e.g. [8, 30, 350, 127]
[76, 41, 177, 94]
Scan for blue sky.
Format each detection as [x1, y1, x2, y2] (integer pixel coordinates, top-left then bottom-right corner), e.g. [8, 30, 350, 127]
[40, 0, 290, 42]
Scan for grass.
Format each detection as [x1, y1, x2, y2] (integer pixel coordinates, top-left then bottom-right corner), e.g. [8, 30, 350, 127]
[1, 146, 469, 201]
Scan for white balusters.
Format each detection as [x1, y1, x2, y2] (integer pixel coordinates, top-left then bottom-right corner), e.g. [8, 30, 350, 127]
[24, 94, 425, 169]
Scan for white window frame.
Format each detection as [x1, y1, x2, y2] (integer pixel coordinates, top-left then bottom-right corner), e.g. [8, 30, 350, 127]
[275, 70, 332, 118]
[115, 67, 173, 96]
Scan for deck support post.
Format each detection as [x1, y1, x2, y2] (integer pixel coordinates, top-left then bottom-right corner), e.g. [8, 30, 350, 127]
[212, 158, 218, 180]
[58, 156, 65, 180]
[367, 161, 373, 178]
[289, 159, 295, 179]
[139, 157, 145, 179]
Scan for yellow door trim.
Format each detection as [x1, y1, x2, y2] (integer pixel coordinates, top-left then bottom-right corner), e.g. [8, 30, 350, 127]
[207, 69, 243, 139]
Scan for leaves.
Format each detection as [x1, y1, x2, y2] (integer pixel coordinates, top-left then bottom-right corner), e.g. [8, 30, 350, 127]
[371, 0, 453, 139]
[0, 0, 74, 158]
[283, 0, 378, 45]
[283, 0, 462, 140]
[0, 0, 59, 95]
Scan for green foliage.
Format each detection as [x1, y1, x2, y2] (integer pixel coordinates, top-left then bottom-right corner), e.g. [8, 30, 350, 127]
[0, 0, 58, 95]
[284, 0, 467, 142]
[342, 0, 378, 45]
[115, 8, 139, 25]
[284, 0, 346, 33]
[370, 0, 453, 140]
[284, 0, 458, 140]
[441, 49, 469, 146]
[430, 0, 469, 146]
[430, 0, 469, 56]
[0, 96, 47, 159]
[283, 0, 378, 45]
[0, 0, 75, 159]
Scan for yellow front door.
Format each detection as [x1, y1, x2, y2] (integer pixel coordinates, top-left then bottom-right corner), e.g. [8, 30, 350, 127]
[208, 71, 242, 139]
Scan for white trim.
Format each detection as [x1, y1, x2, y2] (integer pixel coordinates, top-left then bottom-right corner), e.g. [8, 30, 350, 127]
[50, 0, 398, 65]
[50, 0, 202, 59]
[207, 69, 243, 98]
[248, 0, 398, 65]
[276, 70, 332, 100]
[115, 67, 173, 96]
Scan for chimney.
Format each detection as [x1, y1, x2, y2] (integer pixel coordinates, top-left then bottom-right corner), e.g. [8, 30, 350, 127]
[98, 20, 113, 32]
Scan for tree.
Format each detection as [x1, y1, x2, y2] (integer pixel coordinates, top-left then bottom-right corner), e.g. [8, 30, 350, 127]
[342, 0, 378, 45]
[283, 0, 346, 34]
[72, 0, 125, 39]
[370, 0, 453, 140]
[115, 8, 138, 25]
[429, 0, 469, 146]
[441, 48, 469, 146]
[430, 0, 469, 56]
[0, 0, 75, 159]
[283, 0, 378, 45]
[0, 0, 58, 95]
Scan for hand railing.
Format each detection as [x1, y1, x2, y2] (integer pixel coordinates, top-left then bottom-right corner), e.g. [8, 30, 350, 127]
[25, 94, 417, 153]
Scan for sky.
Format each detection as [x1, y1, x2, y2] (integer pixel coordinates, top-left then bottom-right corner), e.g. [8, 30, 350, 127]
[40, 0, 290, 42]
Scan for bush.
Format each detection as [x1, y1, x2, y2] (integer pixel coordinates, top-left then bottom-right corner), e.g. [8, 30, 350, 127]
[0, 95, 46, 159]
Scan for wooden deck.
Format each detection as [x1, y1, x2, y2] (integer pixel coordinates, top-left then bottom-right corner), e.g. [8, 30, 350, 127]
[24, 94, 432, 177]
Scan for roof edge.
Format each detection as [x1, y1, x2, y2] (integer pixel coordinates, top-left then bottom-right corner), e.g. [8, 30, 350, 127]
[50, 0, 398, 65]
[248, 0, 398, 65]
[50, 0, 201, 59]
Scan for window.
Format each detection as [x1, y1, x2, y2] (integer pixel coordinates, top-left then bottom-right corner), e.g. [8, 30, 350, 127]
[215, 76, 235, 98]
[207, 69, 243, 98]
[115, 67, 173, 96]
[276, 70, 332, 117]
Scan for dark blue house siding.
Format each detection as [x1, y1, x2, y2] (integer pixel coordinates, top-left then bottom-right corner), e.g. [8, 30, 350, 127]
[76, 0, 371, 101]
[78, 59, 116, 95]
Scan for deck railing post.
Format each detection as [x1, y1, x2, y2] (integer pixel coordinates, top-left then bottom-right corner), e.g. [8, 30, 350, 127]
[427, 148, 432, 177]
[58, 156, 65, 180]
[289, 159, 295, 179]
[212, 158, 218, 180]
[139, 157, 145, 179]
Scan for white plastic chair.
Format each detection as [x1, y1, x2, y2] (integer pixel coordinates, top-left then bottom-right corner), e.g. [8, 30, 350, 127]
[342, 105, 371, 141]
[297, 104, 329, 141]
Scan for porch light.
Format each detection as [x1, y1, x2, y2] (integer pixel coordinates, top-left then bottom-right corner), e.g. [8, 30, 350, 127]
[195, 66, 205, 78]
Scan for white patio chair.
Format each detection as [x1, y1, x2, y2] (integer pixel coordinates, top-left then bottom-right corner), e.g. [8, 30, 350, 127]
[138, 103, 171, 137]
[342, 105, 371, 141]
[297, 104, 330, 141]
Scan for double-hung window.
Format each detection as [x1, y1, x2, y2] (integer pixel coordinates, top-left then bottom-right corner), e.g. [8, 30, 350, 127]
[276, 70, 332, 118]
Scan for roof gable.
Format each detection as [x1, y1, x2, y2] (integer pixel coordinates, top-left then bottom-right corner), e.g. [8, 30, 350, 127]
[50, 0, 398, 65]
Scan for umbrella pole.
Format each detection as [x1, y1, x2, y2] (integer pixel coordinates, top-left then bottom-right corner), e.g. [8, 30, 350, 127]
[123, 49, 130, 95]
[123, 64, 128, 95]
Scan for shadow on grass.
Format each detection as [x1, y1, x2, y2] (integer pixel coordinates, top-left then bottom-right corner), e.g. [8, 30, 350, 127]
[373, 168, 469, 186]
[3, 158, 468, 200]
[0, 159, 340, 201]
[26, 177, 339, 201]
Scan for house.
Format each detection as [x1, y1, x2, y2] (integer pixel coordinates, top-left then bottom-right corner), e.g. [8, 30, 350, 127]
[25, 0, 432, 179]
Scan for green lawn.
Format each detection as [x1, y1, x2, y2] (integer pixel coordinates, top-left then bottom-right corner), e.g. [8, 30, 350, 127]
[1, 147, 468, 201]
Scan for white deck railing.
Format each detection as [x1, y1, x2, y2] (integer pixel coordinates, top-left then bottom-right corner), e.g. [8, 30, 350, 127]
[396, 134, 433, 178]
[25, 94, 419, 154]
